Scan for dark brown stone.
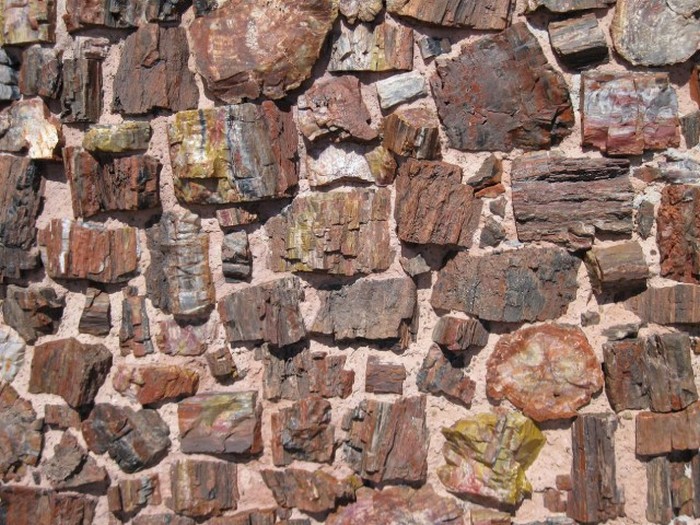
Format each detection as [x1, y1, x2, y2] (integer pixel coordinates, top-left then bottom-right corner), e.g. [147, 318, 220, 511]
[206, 348, 240, 383]
[263, 348, 354, 401]
[65, 147, 160, 219]
[387, 0, 512, 29]
[432, 316, 489, 353]
[383, 108, 440, 160]
[189, 0, 337, 103]
[267, 188, 392, 276]
[298, 76, 377, 143]
[480, 217, 506, 248]
[222, 231, 252, 282]
[82, 403, 170, 473]
[156, 319, 212, 356]
[0, 50, 19, 102]
[431, 23, 573, 152]
[637, 402, 700, 456]
[417, 344, 476, 407]
[168, 102, 298, 205]
[79, 288, 111, 336]
[61, 58, 102, 124]
[637, 200, 656, 239]
[548, 14, 608, 69]
[644, 333, 697, 412]
[63, 0, 187, 31]
[568, 414, 625, 523]
[29, 338, 112, 408]
[0, 486, 96, 525]
[113, 366, 199, 406]
[113, 24, 198, 115]
[178, 392, 262, 456]
[0, 155, 43, 279]
[2, 285, 64, 344]
[119, 287, 154, 357]
[169, 459, 238, 518]
[342, 396, 428, 484]
[658, 185, 700, 284]
[395, 159, 481, 247]
[365, 356, 406, 394]
[417, 36, 451, 59]
[0, 384, 43, 481]
[146, 211, 215, 321]
[431, 248, 580, 323]
[646, 453, 700, 524]
[511, 153, 633, 250]
[261, 469, 358, 514]
[44, 404, 81, 430]
[107, 475, 161, 517]
[585, 241, 649, 294]
[19, 45, 61, 99]
[625, 284, 700, 325]
[526, 0, 614, 11]
[219, 277, 305, 348]
[682, 111, 700, 148]
[582, 72, 680, 155]
[271, 397, 335, 466]
[312, 276, 416, 348]
[44, 432, 108, 492]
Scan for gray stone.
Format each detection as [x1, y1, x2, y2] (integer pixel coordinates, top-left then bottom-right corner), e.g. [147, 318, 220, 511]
[375, 72, 427, 110]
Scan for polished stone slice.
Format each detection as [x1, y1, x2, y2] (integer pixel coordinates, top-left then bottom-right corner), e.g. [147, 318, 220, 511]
[114, 366, 199, 406]
[168, 103, 298, 205]
[169, 460, 238, 518]
[0, 384, 43, 481]
[261, 469, 358, 514]
[2, 285, 64, 343]
[387, 0, 512, 30]
[657, 184, 700, 284]
[487, 324, 604, 422]
[271, 396, 335, 466]
[0, 98, 61, 159]
[267, 188, 393, 275]
[1, 0, 56, 45]
[189, 0, 337, 103]
[431, 23, 573, 152]
[64, 0, 187, 31]
[548, 14, 608, 69]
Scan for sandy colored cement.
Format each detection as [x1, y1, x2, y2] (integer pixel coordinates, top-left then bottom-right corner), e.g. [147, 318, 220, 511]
[2, 0, 699, 523]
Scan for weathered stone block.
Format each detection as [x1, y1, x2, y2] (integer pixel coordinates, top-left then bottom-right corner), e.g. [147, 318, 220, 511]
[625, 284, 700, 325]
[272, 396, 335, 466]
[585, 241, 649, 293]
[120, 287, 154, 357]
[0, 384, 43, 481]
[365, 356, 406, 394]
[0, 98, 61, 159]
[417, 344, 476, 407]
[0, 486, 96, 525]
[64, 0, 187, 31]
[79, 288, 111, 336]
[1, 0, 56, 45]
[548, 14, 608, 69]
[44, 432, 108, 492]
[169, 460, 238, 518]
[107, 475, 161, 517]
[657, 184, 700, 284]
[261, 469, 358, 515]
[432, 316, 489, 353]
[61, 58, 102, 124]
[387, 0, 512, 29]
[114, 366, 199, 406]
[383, 108, 440, 160]
[222, 231, 251, 282]
[19, 45, 60, 98]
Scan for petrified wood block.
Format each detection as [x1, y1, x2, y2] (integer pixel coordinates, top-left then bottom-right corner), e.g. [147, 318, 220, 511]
[61, 58, 102, 124]
[114, 366, 199, 406]
[82, 122, 151, 153]
[44, 432, 108, 492]
[375, 71, 427, 110]
[585, 241, 649, 293]
[0, 98, 61, 159]
[0, 486, 96, 525]
[637, 402, 700, 456]
[365, 356, 406, 394]
[0, 384, 43, 481]
[64, 0, 187, 31]
[169, 460, 238, 518]
[417, 344, 476, 407]
[119, 287, 154, 357]
[646, 453, 700, 524]
[625, 284, 700, 325]
[339, 0, 383, 22]
[386, 0, 512, 29]
[107, 475, 161, 517]
[526, 0, 614, 11]
[1, 0, 56, 45]
[432, 316, 489, 353]
[79, 288, 111, 336]
[0, 50, 19, 101]
[261, 469, 357, 515]
[2, 285, 64, 343]
[548, 14, 608, 69]
[271, 396, 335, 466]
[0, 327, 25, 383]
[221, 231, 251, 282]
[383, 108, 440, 160]
[657, 184, 700, 284]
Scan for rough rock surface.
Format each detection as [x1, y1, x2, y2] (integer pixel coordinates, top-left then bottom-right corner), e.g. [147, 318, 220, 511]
[82, 404, 170, 473]
[29, 338, 112, 408]
[636, 402, 700, 456]
[216, 207, 258, 229]
[395, 159, 481, 246]
[2, 285, 64, 343]
[189, 0, 337, 103]
[582, 72, 680, 155]
[79, 288, 111, 336]
[261, 469, 358, 514]
[178, 392, 263, 456]
[219, 277, 305, 348]
[82, 122, 151, 153]
[119, 287, 154, 357]
[431, 23, 574, 152]
[38, 219, 139, 283]
[657, 184, 700, 284]
[375, 71, 427, 110]
[1, 0, 56, 45]
[386, 0, 513, 29]
[511, 153, 633, 250]
[206, 348, 240, 383]
[383, 108, 440, 160]
[107, 475, 161, 517]
[64, 0, 187, 31]
[432, 248, 580, 322]
[548, 14, 608, 69]
[487, 324, 604, 422]
[267, 188, 393, 275]
[438, 412, 545, 506]
[0, 486, 96, 525]
[646, 454, 700, 524]
[113, 24, 199, 115]
[0, 384, 43, 481]
[568, 414, 625, 523]
[19, 45, 61, 98]
[526, 0, 614, 11]
[169, 460, 238, 518]
[342, 396, 428, 484]
[365, 356, 406, 394]
[222, 231, 251, 282]
[432, 316, 489, 353]
[339, 0, 383, 22]
[156, 320, 211, 357]
[625, 284, 700, 324]
[44, 432, 108, 492]
[306, 144, 385, 187]
[0, 98, 61, 159]
[417, 344, 476, 407]
[0, 50, 19, 101]
[146, 211, 215, 321]
[271, 396, 335, 466]
[585, 241, 649, 293]
[0, 327, 25, 383]
[312, 276, 416, 347]
[114, 366, 199, 406]
[168, 103, 298, 205]
[61, 58, 102, 123]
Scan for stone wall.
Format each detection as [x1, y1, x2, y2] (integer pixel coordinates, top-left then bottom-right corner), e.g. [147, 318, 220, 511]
[0, 0, 698, 523]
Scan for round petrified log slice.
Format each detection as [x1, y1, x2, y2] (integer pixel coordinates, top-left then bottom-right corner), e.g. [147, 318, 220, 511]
[486, 323, 603, 421]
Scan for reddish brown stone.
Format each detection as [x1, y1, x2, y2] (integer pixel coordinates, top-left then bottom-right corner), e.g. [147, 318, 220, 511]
[387, 0, 512, 29]
[417, 344, 476, 407]
[625, 284, 700, 325]
[82, 404, 170, 473]
[470, 510, 512, 525]
[29, 338, 112, 408]
[216, 207, 258, 229]
[271, 397, 335, 466]
[61, 58, 102, 124]
[298, 76, 376, 143]
[646, 453, 700, 524]
[114, 366, 199, 406]
[205, 509, 279, 525]
[543, 488, 567, 513]
[467, 154, 503, 193]
[267, 188, 392, 276]
[113, 24, 198, 115]
[78, 288, 111, 336]
[39, 219, 139, 283]
[0, 486, 96, 525]
[107, 475, 161, 517]
[178, 392, 262, 456]
[19, 45, 61, 98]
[261, 469, 358, 514]
[189, 0, 337, 103]
[156, 319, 212, 357]
[487, 324, 603, 422]
[395, 159, 481, 247]
[44, 404, 81, 430]
[431, 23, 573, 152]
[582, 72, 680, 155]
[219, 277, 306, 348]
[63, 0, 186, 31]
[548, 14, 608, 69]
[168, 102, 298, 205]
[603, 338, 648, 412]
[2, 285, 64, 344]
[657, 185, 700, 284]
[1, 0, 56, 45]
[637, 402, 700, 456]
[342, 396, 428, 484]
[365, 356, 406, 395]
[568, 414, 625, 523]
[432, 248, 580, 323]
[169, 459, 238, 518]
[383, 108, 440, 160]
[44, 432, 108, 492]
[65, 147, 161, 219]
[120, 287, 154, 357]
[432, 316, 489, 353]
[206, 348, 241, 383]
[511, 153, 634, 250]
[0, 384, 43, 481]
[585, 241, 649, 293]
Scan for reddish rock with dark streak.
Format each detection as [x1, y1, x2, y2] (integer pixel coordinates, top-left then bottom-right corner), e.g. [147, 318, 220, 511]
[113, 366, 199, 406]
[637, 402, 700, 456]
[271, 397, 335, 466]
[0, 486, 97, 525]
[156, 319, 212, 357]
[261, 469, 358, 514]
[44, 404, 81, 430]
[169, 459, 238, 518]
[0, 384, 43, 481]
[19, 45, 61, 98]
[387, 0, 512, 29]
[63, 0, 187, 31]
[61, 58, 102, 124]
[417, 344, 476, 407]
[79, 287, 111, 336]
[365, 356, 406, 395]
[657, 184, 700, 284]
[383, 108, 440, 160]
[625, 284, 700, 325]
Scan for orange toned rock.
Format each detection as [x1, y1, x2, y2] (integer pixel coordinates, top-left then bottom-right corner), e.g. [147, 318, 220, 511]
[432, 316, 489, 353]
[395, 159, 481, 247]
[261, 469, 358, 514]
[387, 0, 512, 29]
[657, 185, 700, 284]
[0, 384, 43, 481]
[114, 366, 199, 406]
[39, 219, 138, 283]
[636, 403, 700, 456]
[417, 344, 476, 407]
[582, 72, 680, 156]
[383, 108, 440, 160]
[189, 0, 337, 103]
[169, 459, 238, 518]
[487, 324, 603, 421]
[432, 23, 573, 152]
[0, 486, 96, 525]
[625, 284, 700, 325]
[271, 397, 334, 466]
